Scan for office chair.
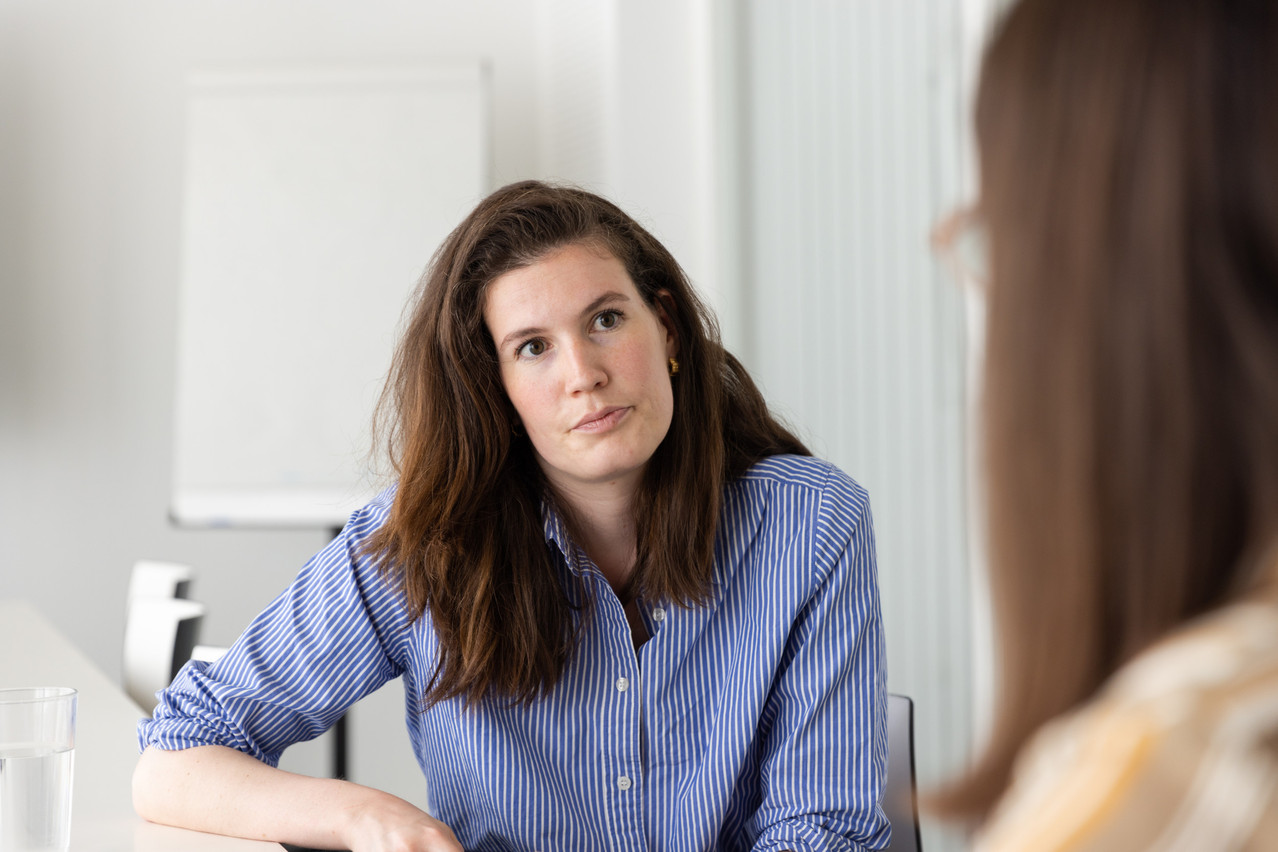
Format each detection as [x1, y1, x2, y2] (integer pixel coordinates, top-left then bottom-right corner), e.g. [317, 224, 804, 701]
[122, 596, 205, 713]
[885, 692, 923, 852]
[122, 561, 204, 713]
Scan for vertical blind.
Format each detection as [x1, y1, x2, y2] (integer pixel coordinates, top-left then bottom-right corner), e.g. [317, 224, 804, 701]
[737, 3, 977, 849]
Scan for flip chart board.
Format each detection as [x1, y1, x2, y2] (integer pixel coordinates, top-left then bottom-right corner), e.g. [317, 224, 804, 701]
[172, 65, 489, 527]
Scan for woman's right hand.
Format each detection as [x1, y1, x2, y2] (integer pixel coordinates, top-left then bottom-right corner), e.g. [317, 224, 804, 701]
[339, 787, 463, 852]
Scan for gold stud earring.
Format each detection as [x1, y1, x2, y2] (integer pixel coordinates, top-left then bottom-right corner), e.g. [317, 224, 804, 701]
[668, 357, 680, 377]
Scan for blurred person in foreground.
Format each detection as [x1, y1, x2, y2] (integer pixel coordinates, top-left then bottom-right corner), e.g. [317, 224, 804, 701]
[932, 0, 1278, 848]
[132, 181, 890, 851]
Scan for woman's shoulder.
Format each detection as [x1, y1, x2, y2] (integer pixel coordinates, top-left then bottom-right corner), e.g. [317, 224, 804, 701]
[739, 454, 865, 494]
[736, 454, 870, 515]
[339, 483, 398, 537]
[726, 456, 874, 572]
[977, 598, 1278, 851]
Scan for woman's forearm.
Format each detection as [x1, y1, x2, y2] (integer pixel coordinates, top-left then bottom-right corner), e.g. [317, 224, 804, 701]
[132, 744, 460, 851]
[133, 744, 369, 847]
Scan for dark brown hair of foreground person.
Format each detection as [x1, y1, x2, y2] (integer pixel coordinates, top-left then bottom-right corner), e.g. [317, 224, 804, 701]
[931, 0, 1278, 820]
[366, 180, 807, 708]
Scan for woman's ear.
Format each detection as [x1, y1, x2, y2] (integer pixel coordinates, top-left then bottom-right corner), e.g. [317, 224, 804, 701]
[655, 290, 680, 358]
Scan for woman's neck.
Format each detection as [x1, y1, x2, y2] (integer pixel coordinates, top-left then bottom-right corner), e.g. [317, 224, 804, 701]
[553, 481, 638, 593]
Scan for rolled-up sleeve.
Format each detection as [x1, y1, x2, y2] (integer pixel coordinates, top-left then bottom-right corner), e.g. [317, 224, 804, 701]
[137, 494, 412, 766]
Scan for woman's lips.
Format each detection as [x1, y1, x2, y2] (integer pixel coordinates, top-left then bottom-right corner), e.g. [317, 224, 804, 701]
[574, 406, 629, 432]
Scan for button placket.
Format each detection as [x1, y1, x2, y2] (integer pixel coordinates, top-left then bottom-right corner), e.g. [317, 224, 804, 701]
[591, 575, 643, 839]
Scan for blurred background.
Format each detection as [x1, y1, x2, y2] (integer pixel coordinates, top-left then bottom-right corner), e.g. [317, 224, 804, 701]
[0, 1, 1007, 848]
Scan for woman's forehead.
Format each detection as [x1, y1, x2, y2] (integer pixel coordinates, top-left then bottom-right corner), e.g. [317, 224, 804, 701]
[482, 243, 643, 333]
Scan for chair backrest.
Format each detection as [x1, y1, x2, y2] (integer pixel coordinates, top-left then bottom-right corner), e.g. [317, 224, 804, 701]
[122, 597, 205, 712]
[122, 560, 203, 713]
[127, 560, 194, 600]
[885, 692, 923, 852]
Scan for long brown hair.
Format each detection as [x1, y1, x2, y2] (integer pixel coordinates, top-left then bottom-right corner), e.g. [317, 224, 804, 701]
[368, 180, 807, 707]
[934, 0, 1278, 818]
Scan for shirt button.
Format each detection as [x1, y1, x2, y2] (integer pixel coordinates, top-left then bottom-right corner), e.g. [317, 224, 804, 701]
[652, 608, 666, 623]
[615, 677, 630, 692]
[617, 775, 633, 791]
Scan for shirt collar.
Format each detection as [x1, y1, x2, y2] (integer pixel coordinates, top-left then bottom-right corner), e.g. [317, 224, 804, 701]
[541, 500, 588, 575]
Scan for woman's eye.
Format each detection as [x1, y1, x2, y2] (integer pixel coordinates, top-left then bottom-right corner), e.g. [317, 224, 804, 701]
[517, 339, 547, 359]
[594, 310, 622, 331]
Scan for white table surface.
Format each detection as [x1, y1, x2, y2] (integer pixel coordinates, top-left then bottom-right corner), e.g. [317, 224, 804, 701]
[0, 599, 282, 852]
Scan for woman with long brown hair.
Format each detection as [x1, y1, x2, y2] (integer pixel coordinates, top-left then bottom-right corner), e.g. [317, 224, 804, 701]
[133, 181, 890, 851]
[934, 0, 1278, 848]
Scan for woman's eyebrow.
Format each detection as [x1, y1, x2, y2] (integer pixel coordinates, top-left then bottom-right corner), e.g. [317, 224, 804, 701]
[578, 290, 630, 317]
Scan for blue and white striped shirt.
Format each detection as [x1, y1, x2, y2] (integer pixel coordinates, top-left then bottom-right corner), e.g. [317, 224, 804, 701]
[140, 454, 889, 851]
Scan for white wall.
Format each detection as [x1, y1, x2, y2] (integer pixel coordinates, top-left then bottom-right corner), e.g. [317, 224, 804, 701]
[537, 0, 725, 325]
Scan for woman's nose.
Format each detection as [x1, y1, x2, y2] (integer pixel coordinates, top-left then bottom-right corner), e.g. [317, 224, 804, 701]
[563, 341, 607, 393]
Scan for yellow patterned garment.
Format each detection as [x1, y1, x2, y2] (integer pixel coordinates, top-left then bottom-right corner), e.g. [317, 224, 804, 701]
[975, 592, 1278, 852]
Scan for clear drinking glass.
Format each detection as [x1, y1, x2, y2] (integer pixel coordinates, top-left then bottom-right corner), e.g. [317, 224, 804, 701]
[0, 687, 77, 852]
